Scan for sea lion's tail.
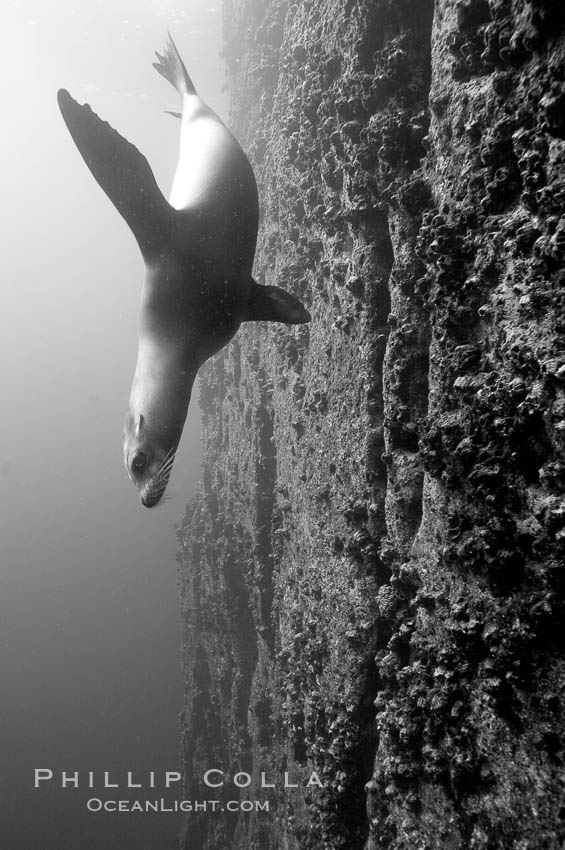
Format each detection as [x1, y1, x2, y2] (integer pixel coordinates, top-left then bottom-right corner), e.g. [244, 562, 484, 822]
[153, 33, 197, 98]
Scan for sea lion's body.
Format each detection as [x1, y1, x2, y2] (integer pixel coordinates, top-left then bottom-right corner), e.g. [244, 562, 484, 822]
[58, 36, 309, 507]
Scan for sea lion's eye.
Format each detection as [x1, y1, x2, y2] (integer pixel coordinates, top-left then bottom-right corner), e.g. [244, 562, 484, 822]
[132, 452, 147, 471]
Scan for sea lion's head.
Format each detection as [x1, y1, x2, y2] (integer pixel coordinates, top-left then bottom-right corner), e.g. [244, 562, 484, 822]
[123, 412, 178, 508]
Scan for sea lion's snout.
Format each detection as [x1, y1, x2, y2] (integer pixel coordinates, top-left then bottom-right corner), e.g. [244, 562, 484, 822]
[139, 473, 170, 508]
[123, 410, 178, 506]
[136, 447, 177, 508]
[141, 491, 162, 509]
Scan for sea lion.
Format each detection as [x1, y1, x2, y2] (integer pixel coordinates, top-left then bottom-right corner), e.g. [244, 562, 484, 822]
[58, 35, 310, 507]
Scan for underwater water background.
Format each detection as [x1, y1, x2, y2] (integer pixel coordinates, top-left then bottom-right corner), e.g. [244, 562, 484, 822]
[0, 1, 226, 847]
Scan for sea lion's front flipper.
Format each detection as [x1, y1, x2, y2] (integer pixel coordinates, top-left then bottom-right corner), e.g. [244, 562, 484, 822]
[243, 281, 311, 324]
[57, 89, 173, 261]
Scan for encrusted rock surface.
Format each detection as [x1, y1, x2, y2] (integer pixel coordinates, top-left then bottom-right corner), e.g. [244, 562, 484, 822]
[177, 2, 565, 848]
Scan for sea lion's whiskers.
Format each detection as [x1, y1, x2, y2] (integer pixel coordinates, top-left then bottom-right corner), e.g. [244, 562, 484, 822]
[159, 447, 177, 472]
[162, 445, 176, 463]
[161, 447, 176, 465]
[159, 456, 176, 477]
[156, 492, 172, 505]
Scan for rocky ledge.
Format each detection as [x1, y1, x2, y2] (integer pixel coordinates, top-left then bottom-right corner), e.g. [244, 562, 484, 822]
[177, 1, 565, 848]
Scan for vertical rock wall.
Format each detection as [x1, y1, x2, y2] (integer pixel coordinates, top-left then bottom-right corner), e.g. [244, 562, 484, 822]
[177, 2, 565, 848]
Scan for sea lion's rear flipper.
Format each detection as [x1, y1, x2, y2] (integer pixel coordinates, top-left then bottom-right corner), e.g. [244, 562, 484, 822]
[57, 88, 174, 262]
[153, 33, 197, 98]
[243, 281, 311, 324]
